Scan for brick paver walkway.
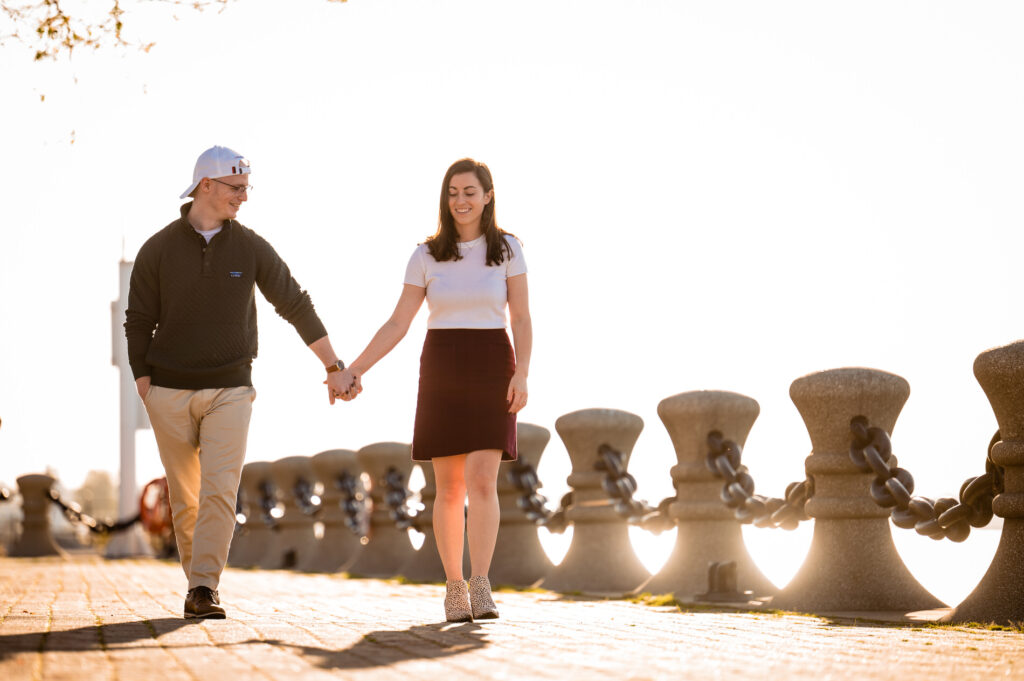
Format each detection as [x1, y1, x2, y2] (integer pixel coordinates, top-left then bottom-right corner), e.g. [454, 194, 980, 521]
[0, 556, 1021, 680]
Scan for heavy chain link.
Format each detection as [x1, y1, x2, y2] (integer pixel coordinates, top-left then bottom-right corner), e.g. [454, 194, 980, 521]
[334, 472, 367, 535]
[292, 477, 323, 516]
[849, 417, 1003, 542]
[705, 431, 813, 530]
[596, 444, 675, 534]
[258, 480, 285, 526]
[506, 461, 573, 533]
[382, 466, 420, 531]
[47, 488, 141, 535]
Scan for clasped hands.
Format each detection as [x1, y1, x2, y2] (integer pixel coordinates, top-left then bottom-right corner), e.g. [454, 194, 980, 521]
[325, 368, 362, 405]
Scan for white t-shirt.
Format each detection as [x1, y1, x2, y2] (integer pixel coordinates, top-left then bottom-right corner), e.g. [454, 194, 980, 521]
[404, 234, 528, 329]
[194, 226, 222, 243]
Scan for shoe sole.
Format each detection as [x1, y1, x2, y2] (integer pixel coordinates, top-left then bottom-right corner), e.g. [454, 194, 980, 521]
[184, 612, 226, 620]
[474, 611, 499, 620]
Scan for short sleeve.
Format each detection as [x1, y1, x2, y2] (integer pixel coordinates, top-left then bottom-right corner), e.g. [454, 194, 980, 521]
[404, 246, 427, 288]
[505, 235, 527, 278]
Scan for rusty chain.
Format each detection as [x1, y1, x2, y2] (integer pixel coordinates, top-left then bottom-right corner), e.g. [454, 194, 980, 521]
[292, 477, 323, 516]
[382, 466, 420, 531]
[849, 417, 1003, 542]
[596, 444, 675, 534]
[506, 461, 573, 533]
[47, 488, 141, 535]
[334, 472, 367, 535]
[705, 431, 813, 530]
[258, 480, 285, 527]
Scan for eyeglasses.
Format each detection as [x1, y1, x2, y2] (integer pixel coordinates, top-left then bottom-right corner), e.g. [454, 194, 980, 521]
[210, 178, 253, 194]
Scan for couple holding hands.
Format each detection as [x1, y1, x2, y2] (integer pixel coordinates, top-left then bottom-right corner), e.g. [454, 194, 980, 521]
[125, 146, 532, 623]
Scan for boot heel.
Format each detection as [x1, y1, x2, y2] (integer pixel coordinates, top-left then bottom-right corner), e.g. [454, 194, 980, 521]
[445, 580, 473, 622]
[469, 575, 499, 619]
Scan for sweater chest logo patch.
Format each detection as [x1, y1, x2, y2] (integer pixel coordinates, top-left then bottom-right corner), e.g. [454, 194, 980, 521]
[229, 271, 243, 278]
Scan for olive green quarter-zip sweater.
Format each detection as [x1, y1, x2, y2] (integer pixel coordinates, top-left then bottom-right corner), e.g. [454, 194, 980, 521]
[124, 202, 328, 390]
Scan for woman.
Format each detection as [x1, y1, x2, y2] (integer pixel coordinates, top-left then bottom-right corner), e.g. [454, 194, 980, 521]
[343, 158, 532, 622]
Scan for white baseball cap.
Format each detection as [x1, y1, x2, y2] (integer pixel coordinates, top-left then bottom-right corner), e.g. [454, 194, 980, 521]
[180, 145, 251, 199]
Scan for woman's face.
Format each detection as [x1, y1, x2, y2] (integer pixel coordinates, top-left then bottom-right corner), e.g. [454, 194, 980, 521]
[447, 171, 492, 232]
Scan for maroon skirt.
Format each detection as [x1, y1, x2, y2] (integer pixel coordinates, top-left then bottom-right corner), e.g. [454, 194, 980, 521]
[411, 328, 517, 462]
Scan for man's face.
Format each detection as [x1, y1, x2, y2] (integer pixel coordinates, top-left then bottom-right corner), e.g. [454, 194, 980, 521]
[202, 175, 250, 221]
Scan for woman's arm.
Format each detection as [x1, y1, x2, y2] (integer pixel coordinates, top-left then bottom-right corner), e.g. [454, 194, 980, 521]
[506, 273, 532, 413]
[348, 284, 426, 386]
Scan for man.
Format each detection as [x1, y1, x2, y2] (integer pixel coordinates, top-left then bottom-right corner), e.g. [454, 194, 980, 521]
[124, 145, 358, 619]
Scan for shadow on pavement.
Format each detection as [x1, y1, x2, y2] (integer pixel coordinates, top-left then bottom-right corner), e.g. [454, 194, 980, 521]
[553, 593, 964, 630]
[266, 621, 488, 670]
[0, 618, 199, 660]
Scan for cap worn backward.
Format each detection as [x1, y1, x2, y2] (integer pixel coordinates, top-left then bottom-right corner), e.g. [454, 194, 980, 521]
[180, 145, 251, 199]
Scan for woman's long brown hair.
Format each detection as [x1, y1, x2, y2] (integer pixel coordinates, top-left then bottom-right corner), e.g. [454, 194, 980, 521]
[426, 158, 516, 266]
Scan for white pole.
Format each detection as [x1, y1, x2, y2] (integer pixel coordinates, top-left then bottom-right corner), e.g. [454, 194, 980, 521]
[105, 259, 153, 558]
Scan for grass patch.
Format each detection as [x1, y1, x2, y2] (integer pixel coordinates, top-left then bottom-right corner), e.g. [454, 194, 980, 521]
[494, 585, 547, 593]
[629, 592, 682, 608]
[626, 592, 821, 619]
[951, 621, 1024, 633]
[392, 575, 435, 585]
[896, 621, 1024, 634]
[94, 615, 108, 651]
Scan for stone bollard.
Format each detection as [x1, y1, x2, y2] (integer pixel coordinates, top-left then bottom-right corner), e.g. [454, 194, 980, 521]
[9, 474, 66, 558]
[642, 391, 776, 599]
[489, 422, 555, 587]
[399, 462, 470, 582]
[298, 449, 366, 573]
[345, 442, 416, 578]
[945, 341, 1024, 625]
[259, 456, 320, 570]
[771, 368, 945, 612]
[539, 409, 650, 594]
[227, 461, 274, 568]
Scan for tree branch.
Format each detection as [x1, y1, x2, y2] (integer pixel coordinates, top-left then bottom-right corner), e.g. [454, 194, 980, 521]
[0, 0, 233, 61]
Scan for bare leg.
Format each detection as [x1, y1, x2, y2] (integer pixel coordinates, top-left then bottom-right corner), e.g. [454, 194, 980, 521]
[431, 455, 468, 582]
[465, 450, 502, 577]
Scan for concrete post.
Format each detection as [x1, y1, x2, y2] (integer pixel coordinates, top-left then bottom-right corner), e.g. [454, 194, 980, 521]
[771, 368, 945, 612]
[106, 259, 153, 558]
[945, 340, 1024, 625]
[260, 456, 320, 570]
[227, 462, 274, 568]
[489, 422, 554, 587]
[9, 474, 65, 558]
[298, 449, 366, 573]
[642, 391, 776, 599]
[539, 409, 650, 595]
[346, 442, 416, 578]
[399, 462, 470, 582]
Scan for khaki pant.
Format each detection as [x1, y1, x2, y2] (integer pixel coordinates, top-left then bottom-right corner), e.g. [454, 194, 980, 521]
[144, 385, 256, 590]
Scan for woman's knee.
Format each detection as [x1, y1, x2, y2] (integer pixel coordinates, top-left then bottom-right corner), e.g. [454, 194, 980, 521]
[435, 484, 467, 508]
[465, 474, 497, 502]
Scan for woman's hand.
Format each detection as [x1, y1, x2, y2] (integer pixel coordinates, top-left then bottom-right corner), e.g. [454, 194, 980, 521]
[507, 372, 528, 413]
[325, 369, 362, 403]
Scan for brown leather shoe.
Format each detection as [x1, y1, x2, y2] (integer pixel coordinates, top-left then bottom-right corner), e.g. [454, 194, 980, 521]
[184, 586, 226, 619]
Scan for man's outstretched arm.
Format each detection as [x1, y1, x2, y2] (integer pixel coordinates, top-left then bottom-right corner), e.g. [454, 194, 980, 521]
[308, 336, 360, 404]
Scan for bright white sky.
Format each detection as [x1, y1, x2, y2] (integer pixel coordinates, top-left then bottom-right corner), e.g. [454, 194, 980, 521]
[1, 2, 1021, 591]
